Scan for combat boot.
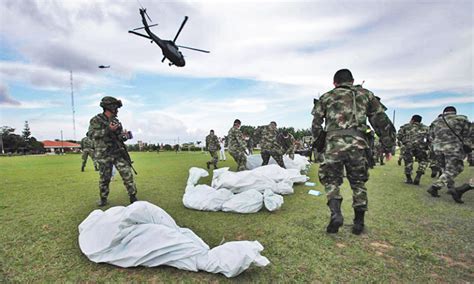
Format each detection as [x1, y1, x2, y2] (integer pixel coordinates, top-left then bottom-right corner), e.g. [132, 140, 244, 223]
[352, 209, 365, 235]
[448, 183, 472, 204]
[430, 168, 437, 178]
[397, 159, 402, 166]
[97, 197, 108, 207]
[326, 199, 344, 234]
[427, 185, 441, 197]
[206, 161, 211, 169]
[81, 165, 85, 172]
[413, 173, 423, 185]
[213, 162, 218, 169]
[129, 194, 138, 204]
[405, 174, 413, 184]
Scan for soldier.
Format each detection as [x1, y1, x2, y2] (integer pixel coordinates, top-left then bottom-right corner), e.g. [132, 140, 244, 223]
[257, 121, 285, 168]
[227, 119, 248, 171]
[278, 130, 296, 160]
[88, 96, 138, 206]
[427, 106, 471, 198]
[397, 144, 404, 166]
[205, 129, 220, 169]
[397, 115, 430, 185]
[81, 135, 98, 172]
[373, 138, 385, 166]
[312, 69, 395, 235]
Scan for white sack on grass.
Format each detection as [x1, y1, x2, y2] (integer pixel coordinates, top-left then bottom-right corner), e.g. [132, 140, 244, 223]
[263, 189, 284, 212]
[212, 167, 276, 194]
[183, 167, 233, 211]
[251, 165, 309, 184]
[246, 154, 311, 172]
[78, 201, 269, 277]
[222, 189, 264, 213]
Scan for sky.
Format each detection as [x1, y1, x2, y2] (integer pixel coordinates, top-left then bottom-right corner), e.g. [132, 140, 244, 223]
[0, 0, 472, 145]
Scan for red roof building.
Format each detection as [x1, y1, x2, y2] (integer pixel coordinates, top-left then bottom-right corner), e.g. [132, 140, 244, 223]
[42, 140, 81, 153]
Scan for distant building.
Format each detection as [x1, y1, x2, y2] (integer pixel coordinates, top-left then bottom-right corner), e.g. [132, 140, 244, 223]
[42, 140, 81, 154]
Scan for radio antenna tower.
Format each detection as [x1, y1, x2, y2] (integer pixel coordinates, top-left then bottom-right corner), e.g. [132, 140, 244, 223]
[70, 70, 76, 140]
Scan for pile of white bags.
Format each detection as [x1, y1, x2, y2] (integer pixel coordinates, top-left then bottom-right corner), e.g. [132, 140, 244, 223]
[246, 154, 311, 173]
[183, 166, 308, 213]
[78, 201, 270, 277]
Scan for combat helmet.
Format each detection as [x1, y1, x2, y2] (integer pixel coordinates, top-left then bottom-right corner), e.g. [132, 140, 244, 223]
[100, 96, 122, 111]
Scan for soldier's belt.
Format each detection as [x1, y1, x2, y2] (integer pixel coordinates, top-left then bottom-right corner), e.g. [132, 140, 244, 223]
[326, 128, 365, 139]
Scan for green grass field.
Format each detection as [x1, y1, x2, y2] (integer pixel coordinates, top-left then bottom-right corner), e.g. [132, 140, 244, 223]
[1, 151, 473, 282]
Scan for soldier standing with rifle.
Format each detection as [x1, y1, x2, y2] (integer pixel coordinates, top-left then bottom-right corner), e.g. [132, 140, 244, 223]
[88, 96, 138, 206]
[312, 69, 395, 235]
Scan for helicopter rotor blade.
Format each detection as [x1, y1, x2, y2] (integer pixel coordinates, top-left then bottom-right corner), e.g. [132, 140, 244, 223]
[161, 56, 166, 63]
[128, 30, 152, 40]
[176, 45, 210, 53]
[133, 24, 158, 30]
[144, 10, 152, 22]
[172, 16, 188, 43]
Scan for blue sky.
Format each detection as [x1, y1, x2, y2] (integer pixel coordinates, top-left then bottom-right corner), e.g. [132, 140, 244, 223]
[0, 0, 472, 144]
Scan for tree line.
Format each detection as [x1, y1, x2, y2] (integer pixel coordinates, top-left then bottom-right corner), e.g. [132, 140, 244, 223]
[1, 122, 45, 154]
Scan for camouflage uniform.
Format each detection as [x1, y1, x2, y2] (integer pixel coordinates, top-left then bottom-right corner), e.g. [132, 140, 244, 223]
[257, 124, 285, 168]
[227, 126, 247, 171]
[278, 133, 296, 160]
[373, 139, 385, 165]
[397, 121, 429, 182]
[205, 133, 220, 169]
[427, 111, 471, 196]
[312, 83, 395, 211]
[81, 136, 98, 171]
[88, 107, 137, 203]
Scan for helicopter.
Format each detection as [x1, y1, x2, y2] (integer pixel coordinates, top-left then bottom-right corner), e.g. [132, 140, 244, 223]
[98, 65, 110, 69]
[128, 8, 210, 67]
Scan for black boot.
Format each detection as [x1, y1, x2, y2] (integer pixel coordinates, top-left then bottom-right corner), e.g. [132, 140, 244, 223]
[97, 197, 108, 207]
[427, 185, 441, 197]
[206, 161, 211, 169]
[405, 174, 413, 184]
[129, 194, 138, 204]
[81, 165, 85, 172]
[430, 168, 437, 178]
[213, 162, 218, 169]
[448, 184, 473, 204]
[413, 173, 423, 185]
[352, 209, 365, 235]
[326, 199, 344, 233]
[397, 159, 402, 166]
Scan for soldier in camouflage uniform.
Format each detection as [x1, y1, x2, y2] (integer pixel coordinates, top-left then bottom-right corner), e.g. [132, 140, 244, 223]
[205, 129, 221, 169]
[81, 135, 98, 172]
[278, 130, 296, 160]
[227, 119, 248, 171]
[312, 69, 395, 235]
[397, 115, 430, 185]
[257, 121, 285, 168]
[427, 106, 471, 198]
[88, 96, 138, 206]
[373, 138, 385, 166]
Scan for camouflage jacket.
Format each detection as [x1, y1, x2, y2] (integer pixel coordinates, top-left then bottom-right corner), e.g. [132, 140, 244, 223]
[311, 83, 396, 152]
[81, 136, 94, 150]
[397, 122, 429, 148]
[258, 125, 282, 152]
[205, 134, 220, 151]
[87, 113, 128, 159]
[227, 126, 246, 152]
[429, 112, 470, 152]
[278, 133, 295, 154]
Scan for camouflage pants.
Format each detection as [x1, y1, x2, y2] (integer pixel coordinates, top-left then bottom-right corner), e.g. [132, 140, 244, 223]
[229, 150, 247, 171]
[398, 146, 405, 163]
[261, 149, 285, 168]
[97, 156, 137, 199]
[403, 146, 428, 175]
[432, 150, 465, 189]
[208, 151, 218, 166]
[319, 149, 369, 210]
[82, 150, 97, 169]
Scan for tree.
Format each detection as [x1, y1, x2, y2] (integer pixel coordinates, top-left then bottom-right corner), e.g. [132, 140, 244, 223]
[22, 121, 31, 142]
[0, 126, 15, 154]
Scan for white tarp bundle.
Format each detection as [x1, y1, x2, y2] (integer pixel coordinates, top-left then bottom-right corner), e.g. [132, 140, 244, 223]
[78, 201, 270, 277]
[246, 154, 311, 172]
[183, 166, 306, 213]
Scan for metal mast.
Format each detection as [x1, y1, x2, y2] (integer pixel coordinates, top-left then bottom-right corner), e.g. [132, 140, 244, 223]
[70, 70, 76, 140]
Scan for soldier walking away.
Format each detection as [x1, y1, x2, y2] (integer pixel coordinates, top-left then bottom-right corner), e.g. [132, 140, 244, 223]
[81, 135, 98, 171]
[88, 96, 138, 207]
[227, 119, 248, 171]
[278, 130, 296, 160]
[397, 115, 430, 185]
[427, 106, 471, 198]
[257, 121, 285, 168]
[312, 69, 395, 235]
[205, 130, 221, 169]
